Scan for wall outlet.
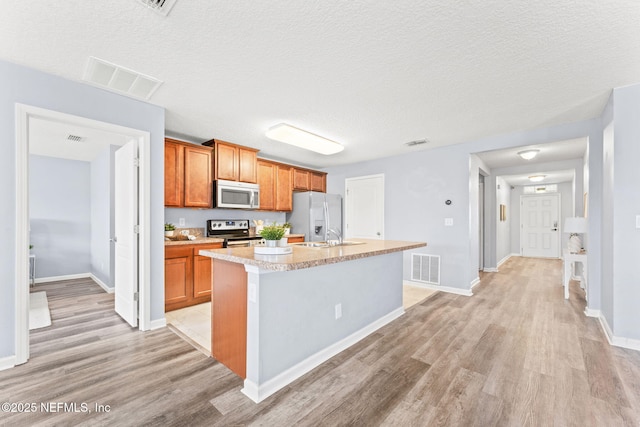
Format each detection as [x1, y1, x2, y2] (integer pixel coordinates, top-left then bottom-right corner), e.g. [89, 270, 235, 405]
[335, 303, 342, 319]
[445, 218, 453, 226]
[178, 218, 185, 226]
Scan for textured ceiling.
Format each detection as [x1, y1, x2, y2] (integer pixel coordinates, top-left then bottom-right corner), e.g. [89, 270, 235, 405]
[2, 1, 639, 168]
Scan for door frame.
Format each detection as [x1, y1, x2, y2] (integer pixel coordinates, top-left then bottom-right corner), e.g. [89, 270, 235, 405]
[519, 192, 561, 258]
[344, 173, 385, 239]
[14, 103, 151, 365]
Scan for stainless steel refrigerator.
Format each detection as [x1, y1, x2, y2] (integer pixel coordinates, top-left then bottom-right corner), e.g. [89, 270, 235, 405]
[286, 192, 342, 242]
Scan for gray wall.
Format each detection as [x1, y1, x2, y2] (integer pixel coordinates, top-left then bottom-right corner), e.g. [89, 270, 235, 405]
[164, 208, 286, 233]
[607, 83, 640, 340]
[1, 59, 164, 359]
[90, 145, 118, 287]
[29, 155, 92, 278]
[495, 176, 511, 263]
[325, 119, 599, 292]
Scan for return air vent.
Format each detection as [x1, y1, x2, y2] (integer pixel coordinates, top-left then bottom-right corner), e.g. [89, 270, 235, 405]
[405, 139, 429, 147]
[66, 134, 84, 142]
[82, 57, 163, 100]
[411, 253, 440, 285]
[137, 0, 177, 16]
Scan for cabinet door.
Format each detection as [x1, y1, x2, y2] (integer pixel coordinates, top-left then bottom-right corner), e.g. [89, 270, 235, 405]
[310, 172, 326, 193]
[275, 164, 293, 211]
[164, 141, 184, 207]
[293, 168, 310, 191]
[193, 243, 223, 300]
[238, 147, 258, 183]
[216, 142, 238, 181]
[165, 247, 192, 310]
[184, 146, 213, 208]
[257, 160, 276, 211]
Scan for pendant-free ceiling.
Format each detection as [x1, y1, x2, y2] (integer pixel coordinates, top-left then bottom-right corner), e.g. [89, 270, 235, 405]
[266, 123, 344, 155]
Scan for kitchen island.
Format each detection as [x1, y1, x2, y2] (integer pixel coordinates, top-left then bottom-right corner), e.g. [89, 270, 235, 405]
[199, 238, 426, 403]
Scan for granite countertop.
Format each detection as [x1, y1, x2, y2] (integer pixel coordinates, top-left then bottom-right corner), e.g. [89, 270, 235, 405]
[198, 239, 426, 271]
[164, 233, 305, 246]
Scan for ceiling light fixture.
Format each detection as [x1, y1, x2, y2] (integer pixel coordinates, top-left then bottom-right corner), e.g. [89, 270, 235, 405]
[528, 175, 546, 182]
[265, 123, 344, 155]
[517, 149, 540, 160]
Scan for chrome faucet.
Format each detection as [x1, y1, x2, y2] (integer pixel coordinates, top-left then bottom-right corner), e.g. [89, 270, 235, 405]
[327, 228, 343, 246]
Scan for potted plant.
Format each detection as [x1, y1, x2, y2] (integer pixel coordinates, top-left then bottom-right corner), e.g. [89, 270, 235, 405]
[282, 222, 292, 235]
[165, 223, 176, 237]
[260, 223, 286, 247]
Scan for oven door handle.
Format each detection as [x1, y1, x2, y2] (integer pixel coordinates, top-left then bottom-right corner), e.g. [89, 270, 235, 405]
[226, 240, 255, 248]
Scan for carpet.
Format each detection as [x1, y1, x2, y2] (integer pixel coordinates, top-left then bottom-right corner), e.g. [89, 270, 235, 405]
[29, 291, 52, 330]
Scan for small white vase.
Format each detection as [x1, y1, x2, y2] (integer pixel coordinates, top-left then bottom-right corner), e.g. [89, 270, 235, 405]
[279, 237, 288, 247]
[165, 230, 175, 237]
[265, 239, 278, 247]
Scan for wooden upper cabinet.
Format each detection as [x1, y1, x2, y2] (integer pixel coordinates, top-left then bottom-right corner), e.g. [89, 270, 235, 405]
[183, 145, 213, 207]
[164, 138, 212, 208]
[257, 160, 276, 211]
[214, 140, 258, 183]
[238, 147, 258, 183]
[275, 164, 293, 211]
[293, 168, 310, 191]
[310, 171, 327, 192]
[164, 140, 184, 207]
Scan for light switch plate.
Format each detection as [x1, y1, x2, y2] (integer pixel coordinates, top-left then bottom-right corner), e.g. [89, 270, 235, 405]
[445, 218, 453, 226]
[178, 218, 185, 226]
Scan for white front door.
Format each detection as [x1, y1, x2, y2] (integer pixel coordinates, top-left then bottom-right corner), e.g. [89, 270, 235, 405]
[520, 194, 560, 258]
[345, 174, 384, 239]
[114, 139, 139, 327]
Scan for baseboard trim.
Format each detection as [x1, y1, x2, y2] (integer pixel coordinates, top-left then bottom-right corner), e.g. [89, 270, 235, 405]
[497, 254, 512, 268]
[403, 280, 473, 296]
[34, 273, 91, 284]
[483, 267, 499, 273]
[0, 355, 16, 371]
[470, 277, 480, 289]
[597, 314, 640, 352]
[241, 306, 405, 403]
[89, 274, 114, 294]
[149, 318, 167, 331]
[584, 307, 600, 318]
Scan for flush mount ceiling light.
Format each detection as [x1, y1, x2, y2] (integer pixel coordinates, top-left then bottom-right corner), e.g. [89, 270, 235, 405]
[517, 149, 540, 160]
[265, 123, 344, 155]
[529, 175, 546, 182]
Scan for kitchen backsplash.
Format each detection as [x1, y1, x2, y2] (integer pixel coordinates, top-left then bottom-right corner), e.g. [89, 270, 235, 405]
[164, 207, 286, 230]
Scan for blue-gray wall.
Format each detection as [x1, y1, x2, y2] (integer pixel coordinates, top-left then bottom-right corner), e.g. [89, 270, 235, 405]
[91, 145, 118, 287]
[29, 155, 91, 278]
[164, 208, 286, 233]
[0, 59, 164, 360]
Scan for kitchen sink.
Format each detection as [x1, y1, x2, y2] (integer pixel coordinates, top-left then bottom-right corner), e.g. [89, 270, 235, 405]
[292, 241, 365, 248]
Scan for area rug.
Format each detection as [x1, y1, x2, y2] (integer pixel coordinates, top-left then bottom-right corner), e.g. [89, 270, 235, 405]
[29, 291, 52, 330]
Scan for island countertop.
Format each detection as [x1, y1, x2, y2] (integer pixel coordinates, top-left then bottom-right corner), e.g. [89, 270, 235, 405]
[199, 239, 426, 271]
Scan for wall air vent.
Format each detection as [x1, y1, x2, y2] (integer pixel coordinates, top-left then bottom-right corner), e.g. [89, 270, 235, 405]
[405, 139, 429, 147]
[66, 134, 84, 142]
[137, 0, 177, 16]
[411, 253, 440, 285]
[82, 56, 163, 100]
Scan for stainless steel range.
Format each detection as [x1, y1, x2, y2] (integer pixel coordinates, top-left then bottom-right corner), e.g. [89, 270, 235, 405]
[206, 219, 264, 248]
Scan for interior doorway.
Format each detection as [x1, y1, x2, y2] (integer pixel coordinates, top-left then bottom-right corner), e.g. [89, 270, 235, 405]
[520, 193, 561, 258]
[15, 104, 151, 365]
[479, 176, 485, 270]
[344, 174, 385, 240]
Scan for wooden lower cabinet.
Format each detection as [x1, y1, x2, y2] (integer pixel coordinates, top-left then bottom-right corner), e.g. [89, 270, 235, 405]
[212, 259, 247, 378]
[165, 243, 223, 312]
[286, 235, 304, 243]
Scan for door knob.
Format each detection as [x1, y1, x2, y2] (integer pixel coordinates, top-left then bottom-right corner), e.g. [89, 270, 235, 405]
[377, 232, 381, 236]
[110, 237, 117, 243]
[551, 228, 558, 231]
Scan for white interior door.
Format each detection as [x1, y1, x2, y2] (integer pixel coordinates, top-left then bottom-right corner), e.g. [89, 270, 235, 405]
[345, 174, 384, 239]
[520, 194, 560, 258]
[114, 139, 139, 327]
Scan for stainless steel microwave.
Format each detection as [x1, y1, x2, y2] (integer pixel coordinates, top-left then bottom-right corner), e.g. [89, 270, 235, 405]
[214, 179, 260, 209]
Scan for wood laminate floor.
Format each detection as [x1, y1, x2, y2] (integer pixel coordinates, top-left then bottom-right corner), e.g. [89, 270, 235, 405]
[2, 258, 639, 426]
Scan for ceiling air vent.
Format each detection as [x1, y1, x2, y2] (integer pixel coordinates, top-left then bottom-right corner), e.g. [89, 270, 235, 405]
[66, 134, 84, 142]
[137, 0, 177, 16]
[405, 139, 429, 147]
[82, 56, 163, 100]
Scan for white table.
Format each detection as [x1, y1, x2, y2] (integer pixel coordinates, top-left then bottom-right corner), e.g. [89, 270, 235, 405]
[562, 249, 587, 300]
